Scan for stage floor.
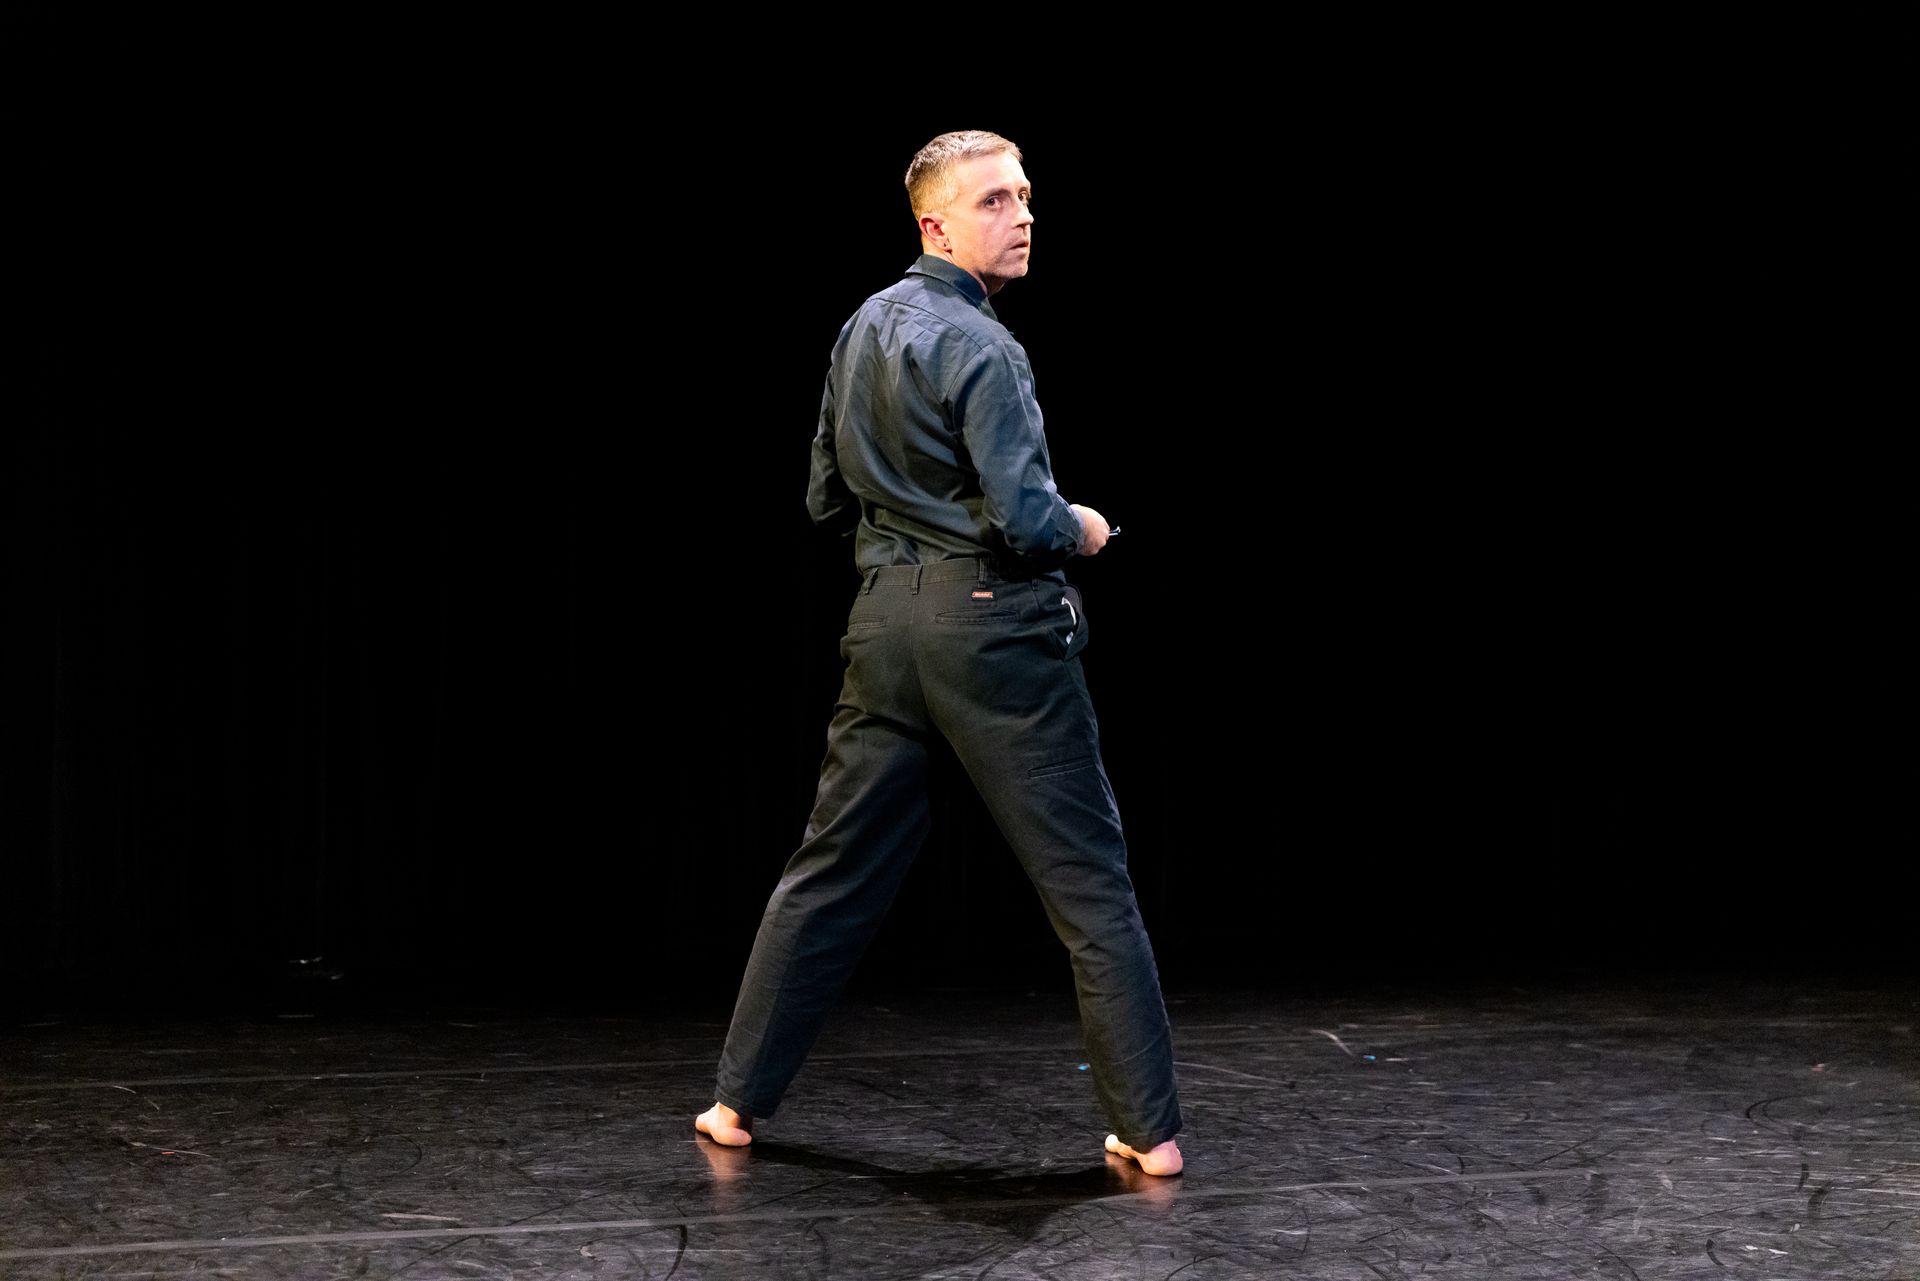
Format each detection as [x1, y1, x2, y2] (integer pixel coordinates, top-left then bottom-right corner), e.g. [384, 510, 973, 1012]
[3, 983, 1915, 1279]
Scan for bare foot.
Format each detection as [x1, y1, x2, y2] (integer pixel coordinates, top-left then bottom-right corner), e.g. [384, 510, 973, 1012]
[695, 1102, 753, 1146]
[1105, 1133, 1183, 1176]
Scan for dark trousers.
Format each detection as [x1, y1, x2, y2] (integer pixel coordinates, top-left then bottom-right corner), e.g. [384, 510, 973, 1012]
[714, 558, 1183, 1152]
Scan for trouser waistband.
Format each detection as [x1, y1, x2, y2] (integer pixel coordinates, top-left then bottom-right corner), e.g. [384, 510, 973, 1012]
[861, 559, 1002, 593]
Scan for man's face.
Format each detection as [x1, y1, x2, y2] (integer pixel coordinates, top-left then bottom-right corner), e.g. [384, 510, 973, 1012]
[929, 151, 1034, 296]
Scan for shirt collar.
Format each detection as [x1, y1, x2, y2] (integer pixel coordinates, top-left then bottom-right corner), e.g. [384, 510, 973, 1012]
[906, 253, 995, 317]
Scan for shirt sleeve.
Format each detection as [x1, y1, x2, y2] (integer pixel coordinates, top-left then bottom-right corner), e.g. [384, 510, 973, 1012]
[806, 365, 859, 534]
[952, 339, 1085, 569]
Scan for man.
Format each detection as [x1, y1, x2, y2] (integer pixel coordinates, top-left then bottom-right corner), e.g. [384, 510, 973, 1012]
[695, 131, 1183, 1176]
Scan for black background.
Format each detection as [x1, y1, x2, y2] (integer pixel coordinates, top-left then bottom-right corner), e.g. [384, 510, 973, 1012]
[9, 17, 1910, 1015]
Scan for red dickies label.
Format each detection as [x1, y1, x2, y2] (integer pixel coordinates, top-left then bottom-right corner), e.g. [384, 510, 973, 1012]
[971, 590, 994, 599]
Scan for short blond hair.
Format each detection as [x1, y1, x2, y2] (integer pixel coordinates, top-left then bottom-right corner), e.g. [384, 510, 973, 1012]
[904, 130, 1023, 219]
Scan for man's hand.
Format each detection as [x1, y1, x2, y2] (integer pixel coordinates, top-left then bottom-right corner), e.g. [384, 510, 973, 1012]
[1070, 504, 1110, 556]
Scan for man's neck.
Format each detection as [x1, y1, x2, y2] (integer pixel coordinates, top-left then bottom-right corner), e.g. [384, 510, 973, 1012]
[920, 244, 1002, 297]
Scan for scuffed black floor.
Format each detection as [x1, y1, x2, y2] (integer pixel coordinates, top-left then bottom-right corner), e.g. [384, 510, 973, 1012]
[2, 984, 1915, 1279]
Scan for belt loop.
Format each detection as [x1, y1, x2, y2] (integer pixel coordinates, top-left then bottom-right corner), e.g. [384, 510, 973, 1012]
[976, 558, 988, 585]
[909, 565, 923, 594]
[862, 569, 877, 595]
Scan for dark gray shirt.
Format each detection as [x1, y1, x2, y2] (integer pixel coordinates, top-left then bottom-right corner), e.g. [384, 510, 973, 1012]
[807, 254, 1086, 576]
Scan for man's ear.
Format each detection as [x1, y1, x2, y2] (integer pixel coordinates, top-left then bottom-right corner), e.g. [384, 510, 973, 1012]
[917, 211, 948, 252]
